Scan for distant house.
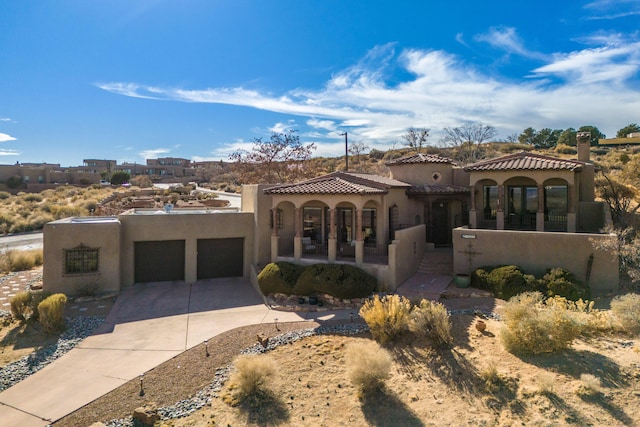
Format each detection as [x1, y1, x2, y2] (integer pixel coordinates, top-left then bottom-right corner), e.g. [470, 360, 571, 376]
[43, 132, 618, 297]
[598, 132, 640, 147]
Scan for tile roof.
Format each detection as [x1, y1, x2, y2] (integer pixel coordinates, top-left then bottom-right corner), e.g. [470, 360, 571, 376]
[386, 153, 454, 165]
[407, 184, 470, 195]
[263, 171, 410, 195]
[464, 151, 584, 172]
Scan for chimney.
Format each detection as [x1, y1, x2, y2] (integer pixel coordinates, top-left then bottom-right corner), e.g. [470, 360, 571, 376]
[576, 131, 591, 162]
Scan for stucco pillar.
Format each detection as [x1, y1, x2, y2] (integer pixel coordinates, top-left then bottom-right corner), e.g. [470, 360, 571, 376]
[536, 184, 545, 232]
[328, 208, 337, 262]
[567, 213, 577, 233]
[496, 185, 505, 230]
[271, 209, 279, 236]
[568, 184, 575, 213]
[294, 207, 301, 238]
[185, 238, 197, 283]
[270, 234, 279, 263]
[355, 208, 364, 265]
[470, 186, 476, 211]
[293, 207, 302, 259]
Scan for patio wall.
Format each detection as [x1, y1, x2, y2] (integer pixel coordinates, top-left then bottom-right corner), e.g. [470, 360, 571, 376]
[388, 224, 426, 290]
[452, 227, 618, 295]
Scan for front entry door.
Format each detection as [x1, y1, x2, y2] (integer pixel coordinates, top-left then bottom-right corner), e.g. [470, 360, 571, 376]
[432, 201, 449, 246]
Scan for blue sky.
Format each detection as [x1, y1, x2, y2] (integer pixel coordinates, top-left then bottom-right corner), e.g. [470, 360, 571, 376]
[1, 1, 639, 166]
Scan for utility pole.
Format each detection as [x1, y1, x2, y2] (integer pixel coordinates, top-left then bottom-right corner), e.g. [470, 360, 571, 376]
[340, 132, 348, 171]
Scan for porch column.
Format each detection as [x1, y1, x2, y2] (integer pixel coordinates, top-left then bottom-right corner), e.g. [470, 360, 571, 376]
[469, 185, 477, 229]
[496, 185, 505, 230]
[536, 184, 545, 232]
[567, 184, 576, 232]
[355, 208, 364, 265]
[293, 207, 302, 260]
[271, 208, 279, 262]
[328, 208, 337, 262]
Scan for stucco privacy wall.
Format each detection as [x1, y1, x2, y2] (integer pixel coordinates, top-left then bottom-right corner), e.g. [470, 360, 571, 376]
[43, 218, 121, 295]
[452, 227, 618, 295]
[241, 184, 274, 267]
[388, 225, 426, 290]
[118, 211, 255, 287]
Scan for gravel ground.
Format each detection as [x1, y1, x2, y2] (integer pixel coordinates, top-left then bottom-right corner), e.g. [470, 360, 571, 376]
[0, 316, 105, 392]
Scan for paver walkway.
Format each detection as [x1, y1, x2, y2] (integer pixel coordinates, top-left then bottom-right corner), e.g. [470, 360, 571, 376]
[0, 267, 42, 312]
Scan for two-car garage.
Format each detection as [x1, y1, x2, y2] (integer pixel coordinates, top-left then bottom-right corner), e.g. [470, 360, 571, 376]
[134, 238, 244, 284]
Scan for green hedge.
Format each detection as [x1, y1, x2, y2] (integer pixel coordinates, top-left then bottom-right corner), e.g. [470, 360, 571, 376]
[258, 262, 377, 299]
[472, 265, 588, 301]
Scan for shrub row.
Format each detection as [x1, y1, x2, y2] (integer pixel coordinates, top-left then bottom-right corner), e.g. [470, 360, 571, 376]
[0, 249, 43, 273]
[359, 295, 452, 346]
[257, 262, 377, 300]
[472, 265, 589, 301]
[10, 291, 67, 334]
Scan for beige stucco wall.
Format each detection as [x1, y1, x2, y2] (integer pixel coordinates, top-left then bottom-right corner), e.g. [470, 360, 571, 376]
[452, 227, 618, 295]
[242, 185, 274, 266]
[389, 163, 454, 186]
[43, 218, 122, 296]
[388, 225, 426, 290]
[118, 211, 255, 287]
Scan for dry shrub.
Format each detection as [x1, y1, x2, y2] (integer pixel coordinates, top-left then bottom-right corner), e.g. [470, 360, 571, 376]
[3, 249, 43, 272]
[610, 293, 640, 334]
[10, 291, 32, 321]
[37, 293, 67, 334]
[501, 292, 581, 354]
[346, 341, 392, 391]
[545, 296, 614, 336]
[224, 354, 277, 402]
[410, 299, 452, 346]
[479, 360, 501, 393]
[576, 373, 601, 396]
[535, 372, 555, 394]
[359, 294, 412, 344]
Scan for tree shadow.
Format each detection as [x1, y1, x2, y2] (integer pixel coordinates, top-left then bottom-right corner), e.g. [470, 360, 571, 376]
[237, 389, 290, 427]
[483, 376, 524, 415]
[578, 391, 634, 426]
[519, 348, 629, 388]
[360, 387, 424, 427]
[540, 391, 589, 425]
[425, 346, 483, 395]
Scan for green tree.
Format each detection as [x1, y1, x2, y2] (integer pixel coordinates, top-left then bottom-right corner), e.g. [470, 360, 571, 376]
[518, 127, 537, 146]
[578, 125, 605, 146]
[110, 171, 130, 185]
[557, 128, 577, 146]
[616, 123, 640, 138]
[402, 126, 430, 153]
[230, 130, 316, 184]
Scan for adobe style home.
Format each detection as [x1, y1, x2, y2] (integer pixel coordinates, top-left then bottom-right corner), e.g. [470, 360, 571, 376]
[43, 132, 618, 297]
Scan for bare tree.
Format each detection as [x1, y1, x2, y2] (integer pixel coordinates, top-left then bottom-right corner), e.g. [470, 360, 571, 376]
[402, 126, 430, 153]
[348, 141, 370, 169]
[442, 122, 497, 164]
[229, 130, 316, 184]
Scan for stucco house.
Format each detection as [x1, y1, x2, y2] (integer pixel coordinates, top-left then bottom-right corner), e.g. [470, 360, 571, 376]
[43, 132, 619, 297]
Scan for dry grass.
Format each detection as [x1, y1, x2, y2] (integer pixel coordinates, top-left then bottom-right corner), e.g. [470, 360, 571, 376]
[50, 314, 640, 427]
[359, 294, 412, 344]
[0, 249, 43, 273]
[610, 293, 640, 334]
[345, 341, 392, 391]
[222, 354, 278, 404]
[410, 299, 453, 346]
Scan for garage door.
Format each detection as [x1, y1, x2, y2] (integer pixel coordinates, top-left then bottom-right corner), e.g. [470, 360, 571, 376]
[135, 240, 185, 283]
[197, 238, 244, 280]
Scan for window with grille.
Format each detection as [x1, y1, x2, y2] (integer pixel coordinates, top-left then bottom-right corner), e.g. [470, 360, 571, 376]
[64, 244, 99, 275]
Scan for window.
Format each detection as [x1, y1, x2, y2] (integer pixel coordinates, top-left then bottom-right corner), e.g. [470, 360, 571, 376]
[483, 186, 498, 220]
[65, 244, 99, 274]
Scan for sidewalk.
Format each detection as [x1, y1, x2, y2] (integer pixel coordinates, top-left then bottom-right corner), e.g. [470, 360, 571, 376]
[0, 278, 352, 426]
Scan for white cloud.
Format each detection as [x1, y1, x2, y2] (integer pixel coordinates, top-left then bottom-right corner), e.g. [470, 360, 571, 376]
[269, 121, 296, 134]
[97, 32, 640, 145]
[584, 0, 640, 19]
[0, 149, 19, 156]
[475, 27, 548, 60]
[139, 148, 171, 160]
[0, 133, 17, 142]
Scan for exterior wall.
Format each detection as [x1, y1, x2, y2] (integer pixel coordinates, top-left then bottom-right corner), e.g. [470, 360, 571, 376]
[452, 227, 618, 295]
[118, 211, 255, 287]
[388, 225, 426, 290]
[43, 218, 122, 296]
[389, 163, 454, 186]
[241, 184, 274, 266]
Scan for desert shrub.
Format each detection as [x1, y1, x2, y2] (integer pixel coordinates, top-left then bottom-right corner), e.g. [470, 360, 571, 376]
[544, 296, 614, 336]
[541, 268, 590, 301]
[346, 341, 392, 391]
[37, 293, 67, 334]
[410, 299, 452, 346]
[257, 262, 303, 295]
[576, 373, 601, 397]
[6, 175, 23, 189]
[610, 293, 640, 334]
[472, 265, 539, 300]
[0, 191, 10, 200]
[293, 263, 377, 299]
[359, 294, 412, 344]
[479, 360, 501, 393]
[226, 354, 277, 399]
[23, 193, 42, 203]
[10, 291, 32, 321]
[110, 171, 130, 185]
[501, 292, 581, 354]
[555, 144, 577, 155]
[2, 249, 44, 272]
[29, 291, 51, 320]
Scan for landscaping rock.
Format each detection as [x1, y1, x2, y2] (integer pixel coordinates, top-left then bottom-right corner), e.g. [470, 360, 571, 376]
[133, 404, 160, 426]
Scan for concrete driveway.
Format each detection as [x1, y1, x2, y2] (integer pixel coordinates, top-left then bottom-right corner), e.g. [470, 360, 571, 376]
[0, 277, 352, 426]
